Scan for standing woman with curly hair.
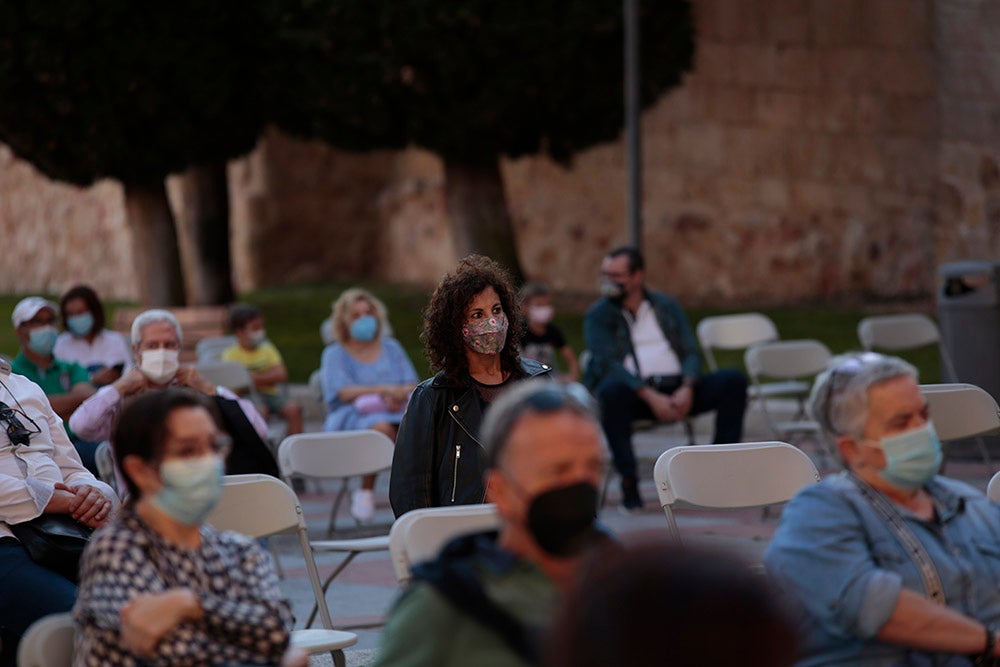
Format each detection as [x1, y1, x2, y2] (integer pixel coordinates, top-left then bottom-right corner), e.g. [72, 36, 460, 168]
[389, 255, 552, 516]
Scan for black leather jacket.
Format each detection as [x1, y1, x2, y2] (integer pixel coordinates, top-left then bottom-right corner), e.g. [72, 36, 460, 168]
[389, 358, 552, 517]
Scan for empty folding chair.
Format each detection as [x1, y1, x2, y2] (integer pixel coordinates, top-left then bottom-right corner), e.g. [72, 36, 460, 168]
[697, 312, 779, 372]
[744, 340, 832, 441]
[388, 504, 500, 584]
[920, 383, 998, 465]
[858, 313, 957, 382]
[654, 441, 820, 545]
[205, 474, 359, 667]
[279, 430, 395, 535]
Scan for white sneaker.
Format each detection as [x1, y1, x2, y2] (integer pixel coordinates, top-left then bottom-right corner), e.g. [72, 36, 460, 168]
[350, 489, 376, 524]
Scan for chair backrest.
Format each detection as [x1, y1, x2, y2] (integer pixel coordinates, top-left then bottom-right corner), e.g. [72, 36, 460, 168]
[17, 612, 75, 667]
[205, 474, 339, 630]
[278, 431, 395, 482]
[859, 313, 957, 381]
[388, 504, 500, 584]
[857, 314, 940, 351]
[697, 313, 779, 371]
[920, 383, 1000, 441]
[196, 335, 238, 363]
[196, 360, 256, 395]
[744, 339, 832, 381]
[653, 442, 820, 541]
[988, 470, 1000, 503]
[206, 473, 302, 539]
[93, 441, 120, 499]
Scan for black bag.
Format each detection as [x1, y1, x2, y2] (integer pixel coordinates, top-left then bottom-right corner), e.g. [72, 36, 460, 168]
[9, 514, 93, 583]
[645, 374, 683, 395]
[211, 395, 280, 478]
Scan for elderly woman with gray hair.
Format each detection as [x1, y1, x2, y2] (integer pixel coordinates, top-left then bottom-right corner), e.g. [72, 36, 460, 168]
[765, 352, 1000, 666]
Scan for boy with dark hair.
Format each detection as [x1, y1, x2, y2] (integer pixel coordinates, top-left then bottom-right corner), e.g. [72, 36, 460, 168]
[222, 304, 303, 436]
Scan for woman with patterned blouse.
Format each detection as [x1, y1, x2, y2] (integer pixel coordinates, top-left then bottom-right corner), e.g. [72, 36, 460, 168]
[73, 389, 306, 667]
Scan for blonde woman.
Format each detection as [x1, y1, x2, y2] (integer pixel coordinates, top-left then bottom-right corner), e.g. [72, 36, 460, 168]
[320, 288, 418, 523]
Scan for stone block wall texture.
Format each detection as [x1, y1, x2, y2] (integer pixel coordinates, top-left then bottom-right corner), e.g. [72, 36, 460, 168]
[1, 0, 999, 305]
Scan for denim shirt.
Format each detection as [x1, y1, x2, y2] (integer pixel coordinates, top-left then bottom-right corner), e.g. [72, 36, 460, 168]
[582, 289, 702, 391]
[765, 473, 1000, 666]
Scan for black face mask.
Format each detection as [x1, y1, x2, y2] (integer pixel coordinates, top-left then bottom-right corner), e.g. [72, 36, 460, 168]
[525, 481, 600, 558]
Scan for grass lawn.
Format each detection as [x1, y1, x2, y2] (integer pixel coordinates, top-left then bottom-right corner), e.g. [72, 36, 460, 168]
[0, 284, 945, 385]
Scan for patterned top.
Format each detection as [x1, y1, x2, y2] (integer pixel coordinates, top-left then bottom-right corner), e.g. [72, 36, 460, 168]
[73, 508, 293, 666]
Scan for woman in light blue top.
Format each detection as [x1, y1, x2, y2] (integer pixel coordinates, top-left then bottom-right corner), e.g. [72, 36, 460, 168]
[320, 288, 418, 523]
[765, 353, 1000, 666]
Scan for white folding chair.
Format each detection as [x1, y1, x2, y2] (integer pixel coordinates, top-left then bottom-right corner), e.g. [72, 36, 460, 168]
[858, 313, 957, 382]
[653, 441, 820, 544]
[388, 504, 500, 585]
[278, 432, 395, 627]
[279, 430, 395, 535]
[920, 383, 998, 465]
[17, 612, 74, 667]
[196, 360, 262, 403]
[205, 474, 358, 666]
[195, 335, 237, 363]
[697, 313, 779, 372]
[744, 340, 832, 441]
[988, 470, 1000, 502]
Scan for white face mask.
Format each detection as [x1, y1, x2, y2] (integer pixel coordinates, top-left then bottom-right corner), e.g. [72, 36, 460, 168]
[139, 348, 180, 385]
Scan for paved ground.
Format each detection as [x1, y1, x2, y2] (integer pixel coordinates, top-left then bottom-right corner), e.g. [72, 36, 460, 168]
[271, 396, 998, 666]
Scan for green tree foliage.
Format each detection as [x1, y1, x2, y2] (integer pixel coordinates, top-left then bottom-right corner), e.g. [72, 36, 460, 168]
[273, 1, 694, 278]
[0, 1, 276, 304]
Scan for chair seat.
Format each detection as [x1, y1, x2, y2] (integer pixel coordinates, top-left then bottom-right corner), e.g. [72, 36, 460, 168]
[749, 380, 810, 398]
[311, 535, 392, 553]
[290, 628, 358, 652]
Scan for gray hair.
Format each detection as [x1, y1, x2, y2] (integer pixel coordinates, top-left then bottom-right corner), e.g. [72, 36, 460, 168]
[808, 352, 918, 441]
[130, 309, 182, 346]
[480, 380, 602, 469]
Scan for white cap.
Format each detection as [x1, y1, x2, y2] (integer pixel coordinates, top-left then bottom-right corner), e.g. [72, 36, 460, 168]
[12, 296, 58, 328]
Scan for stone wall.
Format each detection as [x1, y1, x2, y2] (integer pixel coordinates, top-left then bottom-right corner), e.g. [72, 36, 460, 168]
[1, 0, 999, 305]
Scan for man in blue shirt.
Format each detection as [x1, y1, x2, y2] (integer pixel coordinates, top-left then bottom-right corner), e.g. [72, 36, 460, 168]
[765, 352, 1000, 665]
[582, 247, 747, 511]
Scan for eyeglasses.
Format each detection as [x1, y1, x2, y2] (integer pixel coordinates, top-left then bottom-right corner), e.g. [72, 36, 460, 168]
[818, 352, 885, 432]
[0, 401, 41, 446]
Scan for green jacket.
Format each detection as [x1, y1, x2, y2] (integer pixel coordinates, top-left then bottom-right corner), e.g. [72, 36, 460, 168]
[371, 533, 558, 667]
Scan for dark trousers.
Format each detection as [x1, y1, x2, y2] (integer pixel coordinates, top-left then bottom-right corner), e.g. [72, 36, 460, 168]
[0, 539, 76, 667]
[595, 369, 748, 479]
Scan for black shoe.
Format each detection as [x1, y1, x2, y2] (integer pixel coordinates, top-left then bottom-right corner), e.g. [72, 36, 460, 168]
[620, 476, 643, 512]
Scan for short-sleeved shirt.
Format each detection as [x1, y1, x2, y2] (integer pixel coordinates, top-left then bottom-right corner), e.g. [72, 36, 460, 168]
[522, 323, 567, 370]
[222, 342, 283, 395]
[53, 329, 133, 379]
[11, 351, 90, 397]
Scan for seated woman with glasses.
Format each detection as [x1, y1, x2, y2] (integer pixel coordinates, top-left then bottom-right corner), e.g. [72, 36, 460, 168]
[73, 389, 306, 667]
[0, 367, 117, 667]
[765, 353, 1000, 666]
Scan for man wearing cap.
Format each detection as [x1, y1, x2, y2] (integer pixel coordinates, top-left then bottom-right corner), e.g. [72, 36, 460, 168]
[10, 297, 96, 421]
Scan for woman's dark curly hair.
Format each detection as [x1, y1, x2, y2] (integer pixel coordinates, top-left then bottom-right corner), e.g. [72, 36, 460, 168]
[422, 254, 525, 385]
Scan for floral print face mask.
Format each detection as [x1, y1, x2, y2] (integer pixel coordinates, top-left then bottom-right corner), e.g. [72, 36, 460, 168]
[462, 314, 509, 355]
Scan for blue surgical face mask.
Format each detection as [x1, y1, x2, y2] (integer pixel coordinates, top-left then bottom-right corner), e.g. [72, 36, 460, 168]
[66, 312, 94, 337]
[27, 325, 59, 356]
[349, 314, 378, 342]
[871, 422, 943, 491]
[151, 455, 224, 526]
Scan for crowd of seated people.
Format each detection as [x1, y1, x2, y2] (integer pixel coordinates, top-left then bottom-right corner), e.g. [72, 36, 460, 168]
[4, 252, 1000, 667]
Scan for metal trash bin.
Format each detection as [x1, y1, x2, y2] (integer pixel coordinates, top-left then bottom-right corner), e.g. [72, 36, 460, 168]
[938, 260, 1000, 401]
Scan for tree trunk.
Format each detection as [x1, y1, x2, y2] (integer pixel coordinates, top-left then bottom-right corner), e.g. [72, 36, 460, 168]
[444, 159, 525, 283]
[170, 163, 235, 305]
[123, 182, 186, 306]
